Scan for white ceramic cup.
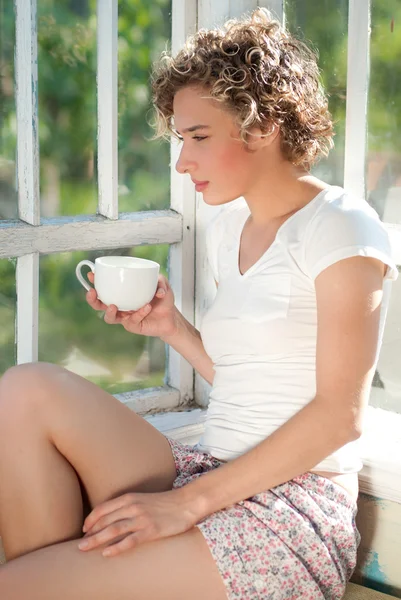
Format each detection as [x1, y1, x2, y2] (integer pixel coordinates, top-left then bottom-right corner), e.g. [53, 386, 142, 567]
[75, 256, 160, 312]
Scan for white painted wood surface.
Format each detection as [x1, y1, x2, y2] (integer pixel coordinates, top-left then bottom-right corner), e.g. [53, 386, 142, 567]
[257, 0, 284, 23]
[115, 386, 181, 414]
[16, 253, 39, 363]
[167, 0, 197, 404]
[386, 224, 401, 265]
[0, 210, 182, 258]
[229, 0, 257, 18]
[97, 0, 118, 220]
[145, 407, 207, 444]
[359, 407, 401, 504]
[15, 0, 40, 226]
[198, 0, 230, 30]
[171, 0, 197, 46]
[343, 0, 371, 199]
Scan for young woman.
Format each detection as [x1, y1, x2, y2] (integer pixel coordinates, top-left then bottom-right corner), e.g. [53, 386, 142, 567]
[0, 8, 397, 599]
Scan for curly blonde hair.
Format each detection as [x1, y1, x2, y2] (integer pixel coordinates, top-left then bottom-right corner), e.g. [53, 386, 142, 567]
[150, 8, 334, 170]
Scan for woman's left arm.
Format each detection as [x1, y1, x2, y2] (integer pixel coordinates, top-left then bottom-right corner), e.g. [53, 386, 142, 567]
[180, 255, 385, 518]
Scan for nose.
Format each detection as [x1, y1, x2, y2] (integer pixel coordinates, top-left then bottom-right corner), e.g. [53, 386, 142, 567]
[175, 145, 197, 175]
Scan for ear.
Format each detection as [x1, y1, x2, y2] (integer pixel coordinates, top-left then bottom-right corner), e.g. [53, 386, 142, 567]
[247, 123, 279, 150]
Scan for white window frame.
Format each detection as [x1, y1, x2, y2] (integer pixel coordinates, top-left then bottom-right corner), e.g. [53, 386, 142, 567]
[2, 0, 191, 416]
[343, 0, 401, 503]
[2, 0, 401, 504]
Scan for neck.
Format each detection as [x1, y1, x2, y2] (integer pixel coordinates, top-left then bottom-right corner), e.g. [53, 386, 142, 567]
[243, 157, 328, 227]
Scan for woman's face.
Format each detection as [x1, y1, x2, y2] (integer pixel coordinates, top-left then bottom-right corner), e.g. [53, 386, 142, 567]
[173, 86, 266, 206]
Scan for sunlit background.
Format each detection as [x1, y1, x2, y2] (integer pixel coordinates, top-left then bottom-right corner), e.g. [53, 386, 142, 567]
[1, 0, 400, 408]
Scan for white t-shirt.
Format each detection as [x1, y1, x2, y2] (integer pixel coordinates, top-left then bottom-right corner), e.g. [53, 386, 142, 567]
[198, 185, 398, 473]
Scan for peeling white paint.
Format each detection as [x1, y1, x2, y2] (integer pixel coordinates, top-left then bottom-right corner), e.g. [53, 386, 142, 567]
[97, 0, 118, 220]
[0, 210, 182, 258]
[15, 0, 40, 226]
[344, 0, 371, 199]
[355, 495, 401, 595]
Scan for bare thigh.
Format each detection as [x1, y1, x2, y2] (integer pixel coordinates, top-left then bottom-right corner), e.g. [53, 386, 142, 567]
[0, 528, 228, 600]
[0, 362, 177, 507]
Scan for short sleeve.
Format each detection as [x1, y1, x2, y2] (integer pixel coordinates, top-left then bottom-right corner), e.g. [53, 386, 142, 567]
[304, 197, 398, 282]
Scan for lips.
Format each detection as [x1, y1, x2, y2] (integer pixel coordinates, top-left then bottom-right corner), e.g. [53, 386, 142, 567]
[192, 179, 209, 185]
[193, 181, 209, 192]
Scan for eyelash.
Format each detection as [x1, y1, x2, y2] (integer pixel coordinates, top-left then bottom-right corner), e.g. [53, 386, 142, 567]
[177, 136, 208, 143]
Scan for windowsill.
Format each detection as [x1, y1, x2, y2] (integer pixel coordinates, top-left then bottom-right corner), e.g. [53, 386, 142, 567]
[358, 406, 401, 503]
[145, 405, 401, 505]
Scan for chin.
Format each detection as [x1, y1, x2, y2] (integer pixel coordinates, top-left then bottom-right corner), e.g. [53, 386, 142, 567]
[201, 191, 240, 207]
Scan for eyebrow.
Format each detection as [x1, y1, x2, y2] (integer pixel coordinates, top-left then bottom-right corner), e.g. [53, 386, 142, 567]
[175, 125, 210, 135]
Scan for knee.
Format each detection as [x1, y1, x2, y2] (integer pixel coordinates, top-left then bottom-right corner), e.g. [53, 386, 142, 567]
[0, 362, 59, 390]
[0, 362, 65, 421]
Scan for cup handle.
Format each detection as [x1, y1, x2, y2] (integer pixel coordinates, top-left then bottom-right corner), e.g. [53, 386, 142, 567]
[75, 260, 95, 292]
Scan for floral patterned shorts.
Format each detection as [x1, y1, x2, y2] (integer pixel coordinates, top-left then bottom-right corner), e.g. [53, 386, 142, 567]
[166, 437, 361, 600]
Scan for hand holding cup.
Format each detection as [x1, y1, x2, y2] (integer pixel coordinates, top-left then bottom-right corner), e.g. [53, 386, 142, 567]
[78, 257, 177, 338]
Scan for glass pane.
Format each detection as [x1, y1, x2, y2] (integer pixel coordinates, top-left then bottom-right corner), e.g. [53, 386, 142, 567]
[370, 267, 401, 414]
[39, 244, 168, 395]
[285, 0, 348, 185]
[0, 258, 16, 374]
[0, 2, 17, 220]
[118, 0, 172, 212]
[366, 0, 401, 222]
[38, 0, 97, 217]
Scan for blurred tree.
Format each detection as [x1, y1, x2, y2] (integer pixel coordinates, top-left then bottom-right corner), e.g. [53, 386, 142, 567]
[0, 0, 172, 391]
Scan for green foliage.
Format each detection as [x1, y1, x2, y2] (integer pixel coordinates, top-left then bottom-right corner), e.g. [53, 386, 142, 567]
[0, 259, 16, 374]
[0, 0, 172, 393]
[368, 0, 401, 153]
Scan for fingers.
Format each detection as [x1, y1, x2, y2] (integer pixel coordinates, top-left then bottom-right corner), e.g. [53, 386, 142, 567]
[117, 303, 152, 326]
[86, 288, 107, 311]
[79, 519, 134, 552]
[102, 532, 146, 557]
[84, 272, 154, 324]
[156, 274, 171, 295]
[83, 494, 133, 533]
[84, 506, 134, 537]
[86, 296, 151, 326]
[103, 305, 122, 324]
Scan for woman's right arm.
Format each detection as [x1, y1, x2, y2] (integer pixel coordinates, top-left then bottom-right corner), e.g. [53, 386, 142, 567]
[161, 307, 215, 385]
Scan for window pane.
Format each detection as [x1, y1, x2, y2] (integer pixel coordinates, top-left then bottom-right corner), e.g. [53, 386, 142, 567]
[371, 267, 401, 414]
[38, 0, 97, 217]
[285, 0, 348, 185]
[118, 0, 172, 212]
[366, 0, 401, 222]
[0, 258, 16, 374]
[39, 244, 168, 395]
[37, 0, 172, 218]
[0, 2, 17, 221]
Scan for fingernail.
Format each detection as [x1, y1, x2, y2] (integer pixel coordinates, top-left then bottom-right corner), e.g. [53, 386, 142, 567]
[78, 540, 89, 550]
[158, 288, 165, 296]
[103, 549, 112, 557]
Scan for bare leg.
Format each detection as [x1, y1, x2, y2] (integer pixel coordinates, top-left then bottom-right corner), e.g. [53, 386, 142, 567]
[0, 363, 177, 560]
[0, 529, 228, 600]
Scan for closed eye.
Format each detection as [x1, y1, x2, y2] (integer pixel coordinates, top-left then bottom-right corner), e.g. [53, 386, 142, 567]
[175, 135, 208, 143]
